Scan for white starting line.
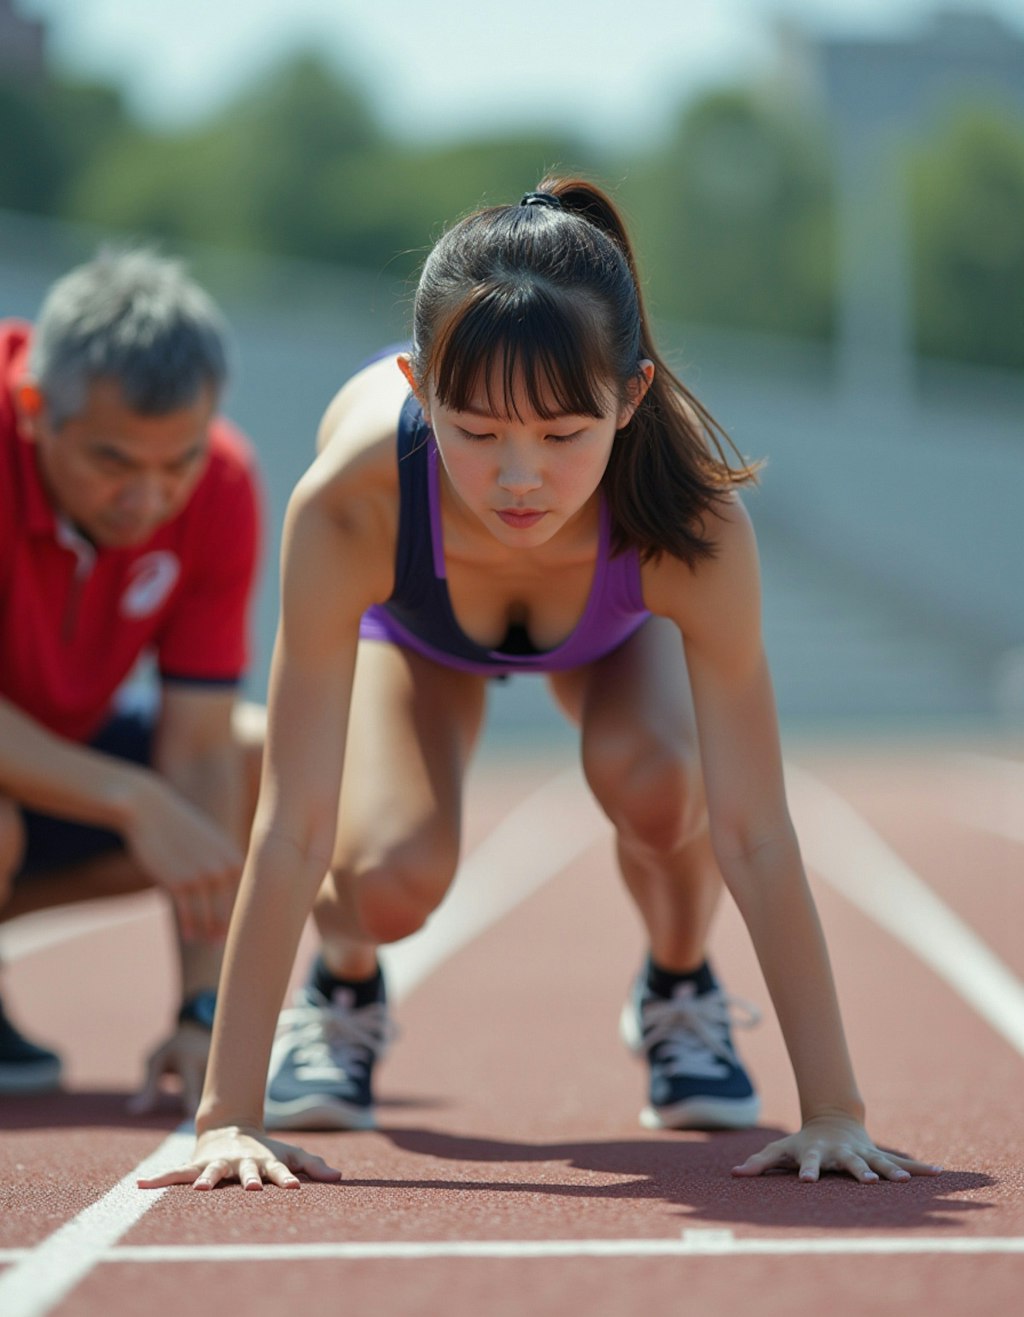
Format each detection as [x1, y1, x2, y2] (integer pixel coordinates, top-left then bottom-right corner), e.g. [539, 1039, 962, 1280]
[2, 1230, 1023, 1265]
[2, 758, 1022, 1317]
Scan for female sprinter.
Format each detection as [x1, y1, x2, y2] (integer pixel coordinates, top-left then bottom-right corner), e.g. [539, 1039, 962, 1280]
[141, 179, 941, 1191]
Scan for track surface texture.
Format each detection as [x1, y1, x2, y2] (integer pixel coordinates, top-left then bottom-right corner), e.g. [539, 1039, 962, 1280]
[1, 734, 1022, 1317]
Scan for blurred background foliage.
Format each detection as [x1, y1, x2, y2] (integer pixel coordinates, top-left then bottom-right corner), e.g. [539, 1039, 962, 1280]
[909, 102, 1024, 370]
[2, 48, 1023, 370]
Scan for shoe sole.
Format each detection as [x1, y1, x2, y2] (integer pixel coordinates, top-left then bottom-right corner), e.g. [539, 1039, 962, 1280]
[640, 1094, 762, 1131]
[619, 1000, 644, 1054]
[264, 1097, 376, 1132]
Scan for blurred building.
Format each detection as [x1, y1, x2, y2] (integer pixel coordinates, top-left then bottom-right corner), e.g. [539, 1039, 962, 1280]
[786, 6, 1024, 404]
[0, 0, 46, 82]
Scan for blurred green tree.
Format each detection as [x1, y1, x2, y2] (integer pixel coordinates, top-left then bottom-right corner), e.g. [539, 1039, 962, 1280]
[316, 135, 601, 283]
[0, 76, 128, 214]
[66, 51, 595, 283]
[624, 89, 835, 340]
[67, 52, 381, 257]
[910, 103, 1024, 370]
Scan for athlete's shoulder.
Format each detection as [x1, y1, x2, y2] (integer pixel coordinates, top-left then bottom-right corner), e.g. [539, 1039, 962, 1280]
[641, 491, 760, 626]
[280, 356, 406, 611]
[317, 352, 412, 465]
[296, 353, 411, 526]
[290, 352, 411, 550]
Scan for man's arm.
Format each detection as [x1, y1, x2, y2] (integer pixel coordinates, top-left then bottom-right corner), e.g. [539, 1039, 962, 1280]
[128, 681, 256, 1114]
[0, 693, 243, 937]
[0, 695, 151, 832]
[152, 682, 251, 997]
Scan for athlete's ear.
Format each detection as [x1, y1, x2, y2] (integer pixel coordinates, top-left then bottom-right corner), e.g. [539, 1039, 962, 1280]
[617, 360, 655, 429]
[397, 354, 429, 414]
[396, 353, 415, 388]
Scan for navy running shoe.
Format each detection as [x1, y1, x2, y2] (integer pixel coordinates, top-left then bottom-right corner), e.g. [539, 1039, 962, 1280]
[0, 999, 62, 1095]
[264, 982, 395, 1131]
[620, 964, 761, 1130]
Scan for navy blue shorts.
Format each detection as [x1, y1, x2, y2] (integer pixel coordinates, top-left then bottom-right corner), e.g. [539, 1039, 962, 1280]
[16, 710, 154, 878]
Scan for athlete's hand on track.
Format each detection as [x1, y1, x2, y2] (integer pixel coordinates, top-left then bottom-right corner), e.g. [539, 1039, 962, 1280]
[137, 1126, 342, 1191]
[127, 1025, 211, 1117]
[731, 1114, 943, 1183]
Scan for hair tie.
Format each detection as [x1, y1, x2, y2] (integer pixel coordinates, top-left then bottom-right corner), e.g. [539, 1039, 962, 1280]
[520, 191, 562, 211]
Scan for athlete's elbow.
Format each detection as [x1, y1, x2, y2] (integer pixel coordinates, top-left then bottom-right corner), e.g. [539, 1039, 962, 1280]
[710, 818, 802, 906]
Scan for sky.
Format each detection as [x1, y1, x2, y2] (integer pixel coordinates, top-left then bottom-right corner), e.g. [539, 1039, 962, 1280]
[16, 0, 1024, 149]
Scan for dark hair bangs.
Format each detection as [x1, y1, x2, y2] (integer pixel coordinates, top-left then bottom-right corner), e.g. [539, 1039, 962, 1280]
[430, 282, 616, 422]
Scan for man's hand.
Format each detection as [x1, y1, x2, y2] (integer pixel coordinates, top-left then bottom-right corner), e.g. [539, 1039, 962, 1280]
[127, 1023, 213, 1117]
[124, 775, 243, 940]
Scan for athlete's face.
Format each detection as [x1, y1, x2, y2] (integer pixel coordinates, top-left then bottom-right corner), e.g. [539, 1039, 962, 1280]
[402, 357, 653, 549]
[22, 377, 214, 548]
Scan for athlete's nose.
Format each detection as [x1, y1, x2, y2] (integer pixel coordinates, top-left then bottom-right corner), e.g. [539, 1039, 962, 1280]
[497, 443, 542, 495]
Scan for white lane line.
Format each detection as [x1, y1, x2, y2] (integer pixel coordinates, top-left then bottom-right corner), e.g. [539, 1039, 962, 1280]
[947, 752, 1024, 847]
[785, 763, 1024, 1058]
[3, 1234, 1022, 1264]
[0, 899, 158, 966]
[1, 763, 607, 1316]
[0, 1131, 193, 1317]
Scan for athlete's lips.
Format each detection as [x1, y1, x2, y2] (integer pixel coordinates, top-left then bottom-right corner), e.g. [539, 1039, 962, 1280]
[496, 508, 546, 529]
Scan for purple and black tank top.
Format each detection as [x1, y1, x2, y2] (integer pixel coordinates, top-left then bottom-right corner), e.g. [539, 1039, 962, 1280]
[358, 394, 651, 676]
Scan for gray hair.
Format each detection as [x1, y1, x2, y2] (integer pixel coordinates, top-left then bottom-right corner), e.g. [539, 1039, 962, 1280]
[28, 248, 230, 427]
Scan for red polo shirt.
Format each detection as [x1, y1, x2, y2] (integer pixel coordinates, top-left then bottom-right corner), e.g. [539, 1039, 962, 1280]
[0, 322, 262, 743]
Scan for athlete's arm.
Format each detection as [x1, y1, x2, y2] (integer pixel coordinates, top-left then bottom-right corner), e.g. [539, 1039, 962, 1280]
[643, 499, 940, 1182]
[141, 400, 399, 1190]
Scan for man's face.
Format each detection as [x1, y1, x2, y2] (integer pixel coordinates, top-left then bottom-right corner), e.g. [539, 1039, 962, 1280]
[29, 377, 215, 548]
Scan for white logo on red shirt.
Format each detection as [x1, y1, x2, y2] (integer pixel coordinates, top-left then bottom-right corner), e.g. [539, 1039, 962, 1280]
[120, 552, 180, 618]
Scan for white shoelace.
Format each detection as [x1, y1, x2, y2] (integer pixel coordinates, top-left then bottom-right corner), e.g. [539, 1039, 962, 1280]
[274, 1000, 396, 1085]
[640, 987, 760, 1080]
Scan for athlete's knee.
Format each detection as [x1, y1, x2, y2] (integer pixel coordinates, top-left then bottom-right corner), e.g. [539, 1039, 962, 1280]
[584, 734, 705, 855]
[0, 796, 27, 910]
[328, 834, 460, 945]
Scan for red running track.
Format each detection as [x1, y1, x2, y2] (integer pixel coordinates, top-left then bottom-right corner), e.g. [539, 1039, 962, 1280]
[1, 733, 1022, 1317]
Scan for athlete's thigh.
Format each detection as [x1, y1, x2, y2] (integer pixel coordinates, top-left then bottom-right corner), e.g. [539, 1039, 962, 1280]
[549, 615, 698, 751]
[334, 639, 487, 870]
